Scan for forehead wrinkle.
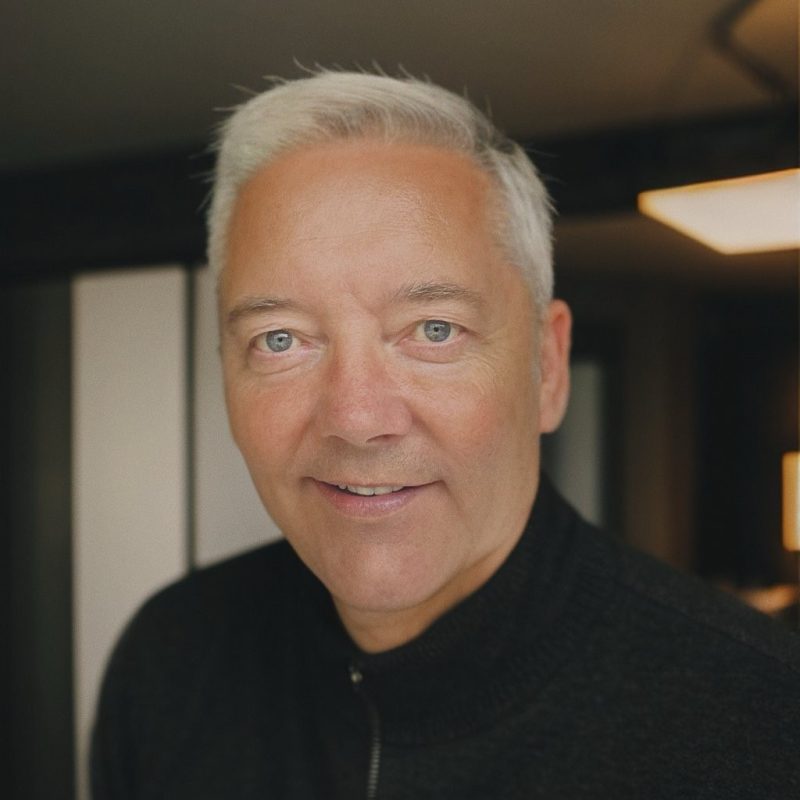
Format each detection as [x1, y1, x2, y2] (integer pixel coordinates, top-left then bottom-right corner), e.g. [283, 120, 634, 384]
[291, 220, 425, 249]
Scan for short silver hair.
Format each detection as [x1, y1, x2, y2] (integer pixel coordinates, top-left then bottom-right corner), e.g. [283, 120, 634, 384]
[207, 71, 554, 310]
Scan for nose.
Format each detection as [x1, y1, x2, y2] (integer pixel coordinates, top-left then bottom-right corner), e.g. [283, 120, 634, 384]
[315, 341, 413, 446]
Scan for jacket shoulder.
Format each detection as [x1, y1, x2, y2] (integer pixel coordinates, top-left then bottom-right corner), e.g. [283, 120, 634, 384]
[127, 537, 298, 645]
[610, 537, 800, 675]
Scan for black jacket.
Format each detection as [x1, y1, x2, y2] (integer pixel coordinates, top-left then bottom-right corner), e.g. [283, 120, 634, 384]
[92, 478, 800, 799]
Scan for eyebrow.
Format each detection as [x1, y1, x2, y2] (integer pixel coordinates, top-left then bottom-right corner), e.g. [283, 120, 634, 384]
[225, 281, 483, 329]
[391, 281, 484, 308]
[225, 296, 300, 329]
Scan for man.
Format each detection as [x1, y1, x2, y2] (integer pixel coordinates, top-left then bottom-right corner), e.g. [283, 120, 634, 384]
[93, 72, 800, 799]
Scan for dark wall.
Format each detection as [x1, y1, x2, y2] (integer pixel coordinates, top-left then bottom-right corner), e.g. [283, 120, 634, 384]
[1, 279, 74, 800]
[556, 266, 799, 588]
[695, 288, 799, 585]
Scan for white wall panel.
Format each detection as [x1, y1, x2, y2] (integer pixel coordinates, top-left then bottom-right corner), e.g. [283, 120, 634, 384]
[193, 264, 282, 567]
[72, 267, 188, 800]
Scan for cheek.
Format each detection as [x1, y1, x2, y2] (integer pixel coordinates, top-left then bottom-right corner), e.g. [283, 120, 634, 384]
[423, 367, 533, 467]
[225, 380, 308, 476]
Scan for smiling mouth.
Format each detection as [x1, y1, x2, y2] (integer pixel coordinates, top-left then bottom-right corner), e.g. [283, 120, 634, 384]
[333, 483, 406, 496]
[313, 479, 428, 516]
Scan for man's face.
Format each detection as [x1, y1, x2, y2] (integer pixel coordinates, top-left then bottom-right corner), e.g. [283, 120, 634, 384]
[220, 139, 570, 641]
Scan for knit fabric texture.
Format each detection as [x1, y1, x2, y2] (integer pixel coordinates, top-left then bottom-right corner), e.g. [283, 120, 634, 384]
[92, 477, 800, 799]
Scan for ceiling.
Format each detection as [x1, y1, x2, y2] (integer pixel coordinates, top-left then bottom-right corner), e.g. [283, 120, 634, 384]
[3, 0, 798, 284]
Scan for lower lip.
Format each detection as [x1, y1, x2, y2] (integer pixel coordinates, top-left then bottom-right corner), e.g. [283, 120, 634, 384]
[312, 480, 429, 518]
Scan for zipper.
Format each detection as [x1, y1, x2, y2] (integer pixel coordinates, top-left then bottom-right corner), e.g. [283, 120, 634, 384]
[349, 663, 381, 800]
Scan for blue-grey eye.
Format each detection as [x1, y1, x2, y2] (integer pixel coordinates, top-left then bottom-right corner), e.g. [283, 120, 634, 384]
[423, 320, 452, 342]
[264, 330, 293, 352]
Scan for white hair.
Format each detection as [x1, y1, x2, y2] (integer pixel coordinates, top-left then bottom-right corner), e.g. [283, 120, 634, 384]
[207, 71, 554, 310]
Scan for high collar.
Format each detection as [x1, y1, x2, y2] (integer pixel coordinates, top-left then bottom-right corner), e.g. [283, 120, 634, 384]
[296, 475, 617, 745]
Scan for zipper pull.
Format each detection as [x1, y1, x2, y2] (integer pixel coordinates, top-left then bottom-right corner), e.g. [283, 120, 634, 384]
[349, 663, 364, 690]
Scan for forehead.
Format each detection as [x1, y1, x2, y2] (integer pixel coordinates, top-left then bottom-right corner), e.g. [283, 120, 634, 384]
[221, 139, 516, 305]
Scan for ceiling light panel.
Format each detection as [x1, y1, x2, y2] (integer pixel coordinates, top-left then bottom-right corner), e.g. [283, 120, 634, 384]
[638, 169, 800, 254]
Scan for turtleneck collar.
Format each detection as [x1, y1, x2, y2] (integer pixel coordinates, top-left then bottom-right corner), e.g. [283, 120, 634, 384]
[296, 475, 617, 745]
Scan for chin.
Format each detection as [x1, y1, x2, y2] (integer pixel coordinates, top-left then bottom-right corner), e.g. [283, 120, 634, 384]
[323, 550, 453, 617]
[333, 582, 432, 617]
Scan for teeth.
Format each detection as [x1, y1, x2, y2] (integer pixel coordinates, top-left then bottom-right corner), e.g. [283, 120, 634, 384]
[336, 484, 405, 496]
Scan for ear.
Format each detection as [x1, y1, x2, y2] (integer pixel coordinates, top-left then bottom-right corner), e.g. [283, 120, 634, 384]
[538, 300, 572, 433]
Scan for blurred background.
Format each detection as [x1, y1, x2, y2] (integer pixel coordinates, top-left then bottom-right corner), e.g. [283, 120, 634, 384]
[2, 1, 798, 798]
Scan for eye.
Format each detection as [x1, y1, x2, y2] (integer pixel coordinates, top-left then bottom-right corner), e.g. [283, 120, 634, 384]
[419, 319, 457, 343]
[254, 329, 294, 353]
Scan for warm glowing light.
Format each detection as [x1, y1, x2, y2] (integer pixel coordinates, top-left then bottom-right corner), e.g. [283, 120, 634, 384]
[638, 169, 800, 254]
[784, 452, 800, 551]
